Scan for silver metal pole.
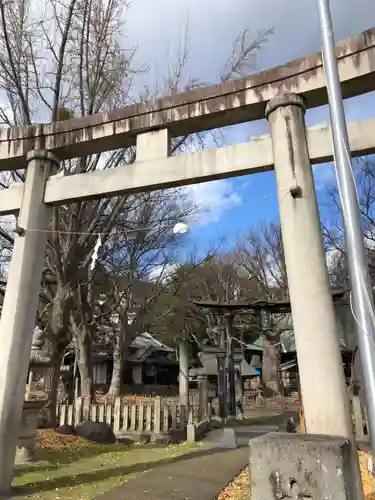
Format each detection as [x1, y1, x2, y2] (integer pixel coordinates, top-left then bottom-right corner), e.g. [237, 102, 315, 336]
[316, 0, 375, 459]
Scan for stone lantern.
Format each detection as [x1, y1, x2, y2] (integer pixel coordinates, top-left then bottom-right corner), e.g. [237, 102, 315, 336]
[26, 327, 52, 397]
[15, 327, 52, 465]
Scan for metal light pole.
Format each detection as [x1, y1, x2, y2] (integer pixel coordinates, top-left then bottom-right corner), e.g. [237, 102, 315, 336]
[316, 0, 375, 460]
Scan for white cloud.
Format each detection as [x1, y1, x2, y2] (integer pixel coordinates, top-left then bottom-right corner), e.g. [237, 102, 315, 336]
[185, 179, 241, 225]
[148, 263, 178, 283]
[127, 0, 375, 85]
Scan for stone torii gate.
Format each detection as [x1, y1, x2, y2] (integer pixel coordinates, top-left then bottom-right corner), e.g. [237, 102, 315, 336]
[0, 27, 375, 494]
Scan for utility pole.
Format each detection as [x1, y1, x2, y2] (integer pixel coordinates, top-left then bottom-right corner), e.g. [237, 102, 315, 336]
[316, 0, 375, 462]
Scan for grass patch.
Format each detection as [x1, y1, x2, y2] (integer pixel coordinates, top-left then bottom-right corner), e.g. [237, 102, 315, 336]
[13, 430, 198, 499]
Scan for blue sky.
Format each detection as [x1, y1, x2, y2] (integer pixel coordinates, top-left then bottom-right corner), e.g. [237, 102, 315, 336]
[126, 0, 375, 254]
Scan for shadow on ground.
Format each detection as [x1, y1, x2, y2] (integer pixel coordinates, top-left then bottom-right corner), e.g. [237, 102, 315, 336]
[13, 442, 133, 476]
[13, 439, 182, 475]
[12, 446, 236, 496]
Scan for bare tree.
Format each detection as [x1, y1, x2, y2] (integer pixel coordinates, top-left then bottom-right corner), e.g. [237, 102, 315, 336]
[236, 222, 289, 395]
[0, 0, 273, 422]
[152, 251, 261, 353]
[88, 188, 196, 397]
[323, 156, 375, 287]
[236, 222, 287, 298]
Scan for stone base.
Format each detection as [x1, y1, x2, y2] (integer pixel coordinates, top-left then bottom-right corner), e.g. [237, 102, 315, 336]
[116, 429, 186, 446]
[221, 427, 237, 449]
[15, 445, 34, 464]
[14, 460, 52, 472]
[186, 424, 196, 444]
[249, 433, 357, 500]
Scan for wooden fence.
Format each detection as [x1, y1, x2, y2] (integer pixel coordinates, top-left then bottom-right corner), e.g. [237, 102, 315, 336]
[56, 397, 199, 435]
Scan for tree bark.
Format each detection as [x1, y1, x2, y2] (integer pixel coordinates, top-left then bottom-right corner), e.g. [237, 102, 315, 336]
[262, 332, 281, 396]
[107, 324, 133, 398]
[75, 327, 93, 399]
[107, 333, 124, 398]
[43, 350, 64, 428]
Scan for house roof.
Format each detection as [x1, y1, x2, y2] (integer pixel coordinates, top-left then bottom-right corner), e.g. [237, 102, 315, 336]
[131, 332, 173, 353]
[64, 331, 174, 364]
[192, 289, 348, 314]
[245, 342, 264, 352]
[189, 352, 257, 377]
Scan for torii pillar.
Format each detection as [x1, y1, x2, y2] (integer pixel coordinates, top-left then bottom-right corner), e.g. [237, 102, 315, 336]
[266, 93, 363, 498]
[0, 151, 58, 496]
[265, 93, 351, 437]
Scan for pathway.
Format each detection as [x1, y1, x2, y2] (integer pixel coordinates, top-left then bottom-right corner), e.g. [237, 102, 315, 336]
[98, 413, 289, 500]
[98, 445, 249, 500]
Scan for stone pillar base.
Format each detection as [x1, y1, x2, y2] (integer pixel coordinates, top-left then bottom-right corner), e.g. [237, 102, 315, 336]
[186, 424, 196, 444]
[249, 433, 360, 500]
[15, 444, 34, 464]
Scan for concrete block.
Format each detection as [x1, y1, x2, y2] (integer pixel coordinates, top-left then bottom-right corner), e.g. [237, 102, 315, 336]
[221, 427, 238, 449]
[152, 434, 171, 445]
[186, 424, 196, 444]
[136, 433, 151, 445]
[249, 433, 355, 500]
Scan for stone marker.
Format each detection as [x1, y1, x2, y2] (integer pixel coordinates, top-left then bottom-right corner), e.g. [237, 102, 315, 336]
[15, 400, 47, 464]
[221, 427, 237, 449]
[187, 424, 196, 444]
[249, 433, 356, 500]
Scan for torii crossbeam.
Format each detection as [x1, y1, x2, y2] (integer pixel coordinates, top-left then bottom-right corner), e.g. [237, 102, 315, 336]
[0, 27, 375, 495]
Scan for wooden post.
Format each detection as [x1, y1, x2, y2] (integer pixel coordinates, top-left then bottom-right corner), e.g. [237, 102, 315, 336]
[138, 403, 145, 432]
[146, 404, 152, 432]
[179, 340, 189, 407]
[82, 397, 91, 422]
[114, 397, 121, 433]
[217, 354, 226, 418]
[179, 405, 186, 429]
[130, 404, 137, 431]
[234, 364, 244, 420]
[98, 404, 105, 423]
[198, 375, 208, 421]
[154, 397, 161, 434]
[67, 405, 73, 426]
[163, 402, 169, 431]
[123, 404, 129, 431]
[105, 403, 112, 426]
[91, 404, 97, 422]
[59, 404, 66, 426]
[74, 398, 83, 426]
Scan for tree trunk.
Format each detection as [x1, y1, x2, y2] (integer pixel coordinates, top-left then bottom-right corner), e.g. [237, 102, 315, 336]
[43, 350, 64, 428]
[262, 332, 281, 396]
[107, 334, 123, 398]
[107, 326, 133, 398]
[75, 327, 93, 400]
